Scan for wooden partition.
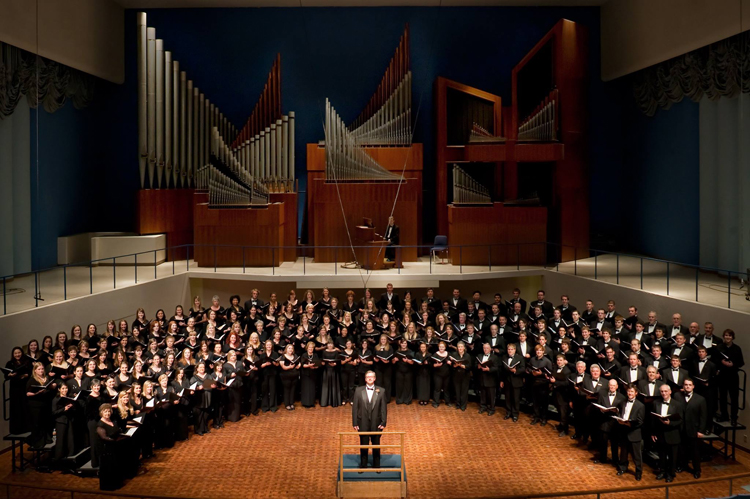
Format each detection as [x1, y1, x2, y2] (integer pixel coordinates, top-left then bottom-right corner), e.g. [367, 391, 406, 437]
[269, 192, 298, 261]
[136, 189, 194, 260]
[448, 203, 547, 265]
[306, 144, 422, 262]
[193, 192, 289, 267]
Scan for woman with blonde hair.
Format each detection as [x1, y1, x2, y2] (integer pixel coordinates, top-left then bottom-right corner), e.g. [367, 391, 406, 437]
[26, 362, 56, 449]
[373, 334, 394, 403]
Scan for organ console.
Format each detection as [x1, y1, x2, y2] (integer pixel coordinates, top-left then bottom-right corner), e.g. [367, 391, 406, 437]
[307, 25, 422, 264]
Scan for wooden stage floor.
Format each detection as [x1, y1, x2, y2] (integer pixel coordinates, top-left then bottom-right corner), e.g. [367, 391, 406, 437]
[1, 401, 750, 499]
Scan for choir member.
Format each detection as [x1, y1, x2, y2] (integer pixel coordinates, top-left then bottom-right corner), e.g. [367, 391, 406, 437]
[259, 340, 279, 413]
[550, 354, 572, 436]
[679, 378, 707, 478]
[279, 344, 301, 410]
[4, 347, 30, 434]
[431, 341, 451, 407]
[357, 339, 374, 386]
[449, 341, 472, 411]
[320, 341, 342, 408]
[690, 345, 716, 420]
[51, 383, 77, 464]
[653, 384, 684, 482]
[155, 373, 176, 448]
[189, 362, 212, 435]
[300, 342, 320, 408]
[529, 345, 552, 426]
[96, 404, 124, 491]
[474, 342, 498, 416]
[373, 335, 394, 403]
[615, 384, 645, 480]
[26, 362, 56, 449]
[242, 345, 260, 415]
[393, 339, 414, 405]
[86, 379, 103, 467]
[414, 342, 431, 405]
[210, 362, 228, 428]
[499, 343, 524, 420]
[594, 379, 624, 465]
[223, 350, 244, 421]
[340, 338, 358, 404]
[171, 368, 191, 441]
[717, 328, 744, 425]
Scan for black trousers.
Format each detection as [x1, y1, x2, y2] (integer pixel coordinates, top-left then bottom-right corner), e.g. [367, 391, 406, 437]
[193, 406, 210, 434]
[341, 368, 356, 402]
[481, 385, 497, 411]
[598, 429, 619, 462]
[261, 375, 277, 411]
[659, 440, 680, 477]
[359, 430, 381, 467]
[433, 373, 451, 404]
[681, 436, 702, 473]
[281, 374, 297, 406]
[394, 370, 413, 404]
[532, 382, 549, 421]
[618, 438, 643, 473]
[53, 421, 75, 461]
[554, 390, 569, 431]
[719, 373, 740, 420]
[504, 384, 520, 416]
[453, 372, 470, 409]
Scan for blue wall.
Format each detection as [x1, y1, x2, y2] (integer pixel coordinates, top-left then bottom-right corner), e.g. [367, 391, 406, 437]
[32, 6, 610, 269]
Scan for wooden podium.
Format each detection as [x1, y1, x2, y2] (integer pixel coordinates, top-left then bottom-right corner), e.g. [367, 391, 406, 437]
[355, 224, 389, 271]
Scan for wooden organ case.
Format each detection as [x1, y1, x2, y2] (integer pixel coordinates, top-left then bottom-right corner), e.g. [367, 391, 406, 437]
[435, 19, 588, 265]
[306, 26, 422, 267]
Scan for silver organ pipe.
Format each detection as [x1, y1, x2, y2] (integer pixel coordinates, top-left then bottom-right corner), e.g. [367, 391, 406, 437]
[155, 39, 164, 188]
[518, 88, 558, 142]
[468, 122, 505, 144]
[137, 12, 238, 189]
[147, 27, 156, 188]
[171, 60, 179, 188]
[137, 13, 148, 189]
[164, 50, 172, 188]
[270, 122, 277, 181]
[288, 112, 295, 184]
[264, 127, 271, 179]
[324, 99, 403, 182]
[452, 164, 491, 205]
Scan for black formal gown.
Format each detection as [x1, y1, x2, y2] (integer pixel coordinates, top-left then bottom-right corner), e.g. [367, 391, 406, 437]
[170, 379, 190, 441]
[85, 394, 104, 467]
[25, 377, 54, 449]
[96, 420, 124, 491]
[189, 374, 212, 434]
[320, 350, 341, 407]
[414, 352, 431, 402]
[222, 361, 244, 422]
[5, 360, 30, 434]
[300, 353, 319, 408]
[394, 350, 414, 404]
[259, 352, 279, 412]
[373, 349, 394, 403]
[432, 352, 451, 405]
[242, 357, 260, 415]
[340, 350, 357, 403]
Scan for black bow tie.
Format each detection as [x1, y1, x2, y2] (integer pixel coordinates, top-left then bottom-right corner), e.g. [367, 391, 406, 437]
[627, 399, 634, 403]
[663, 401, 670, 405]
[699, 359, 706, 363]
[650, 381, 655, 384]
[631, 367, 637, 371]
[672, 368, 679, 372]
[367, 387, 374, 391]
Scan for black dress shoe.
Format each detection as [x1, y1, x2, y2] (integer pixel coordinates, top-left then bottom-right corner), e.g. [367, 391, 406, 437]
[655, 473, 666, 480]
[635, 472, 642, 481]
[571, 434, 580, 439]
[512, 417, 518, 422]
[558, 431, 567, 437]
[478, 408, 486, 414]
[616, 470, 624, 476]
[432, 402, 439, 408]
[540, 420, 547, 427]
[665, 477, 674, 483]
[530, 419, 538, 425]
[504, 413, 511, 420]
[693, 472, 701, 479]
[447, 403, 455, 408]
[675, 467, 683, 474]
[488, 410, 495, 416]
[593, 459, 607, 465]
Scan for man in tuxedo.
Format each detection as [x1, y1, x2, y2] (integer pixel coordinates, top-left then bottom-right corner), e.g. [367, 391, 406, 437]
[449, 288, 468, 314]
[619, 353, 647, 387]
[637, 366, 665, 402]
[679, 379, 707, 479]
[589, 309, 607, 335]
[581, 300, 596, 325]
[421, 288, 441, 314]
[594, 379, 625, 465]
[243, 288, 265, 312]
[471, 291, 488, 312]
[476, 343, 500, 416]
[576, 364, 605, 445]
[694, 321, 721, 357]
[378, 283, 401, 312]
[653, 384, 684, 482]
[669, 333, 694, 363]
[623, 305, 639, 331]
[661, 357, 689, 393]
[645, 311, 665, 336]
[717, 329, 744, 425]
[499, 343, 525, 421]
[669, 313, 689, 338]
[530, 290, 554, 318]
[383, 216, 400, 261]
[507, 288, 527, 315]
[474, 309, 491, 337]
[604, 300, 619, 328]
[352, 371, 388, 470]
[557, 294, 577, 322]
[690, 345, 717, 421]
[616, 385, 646, 480]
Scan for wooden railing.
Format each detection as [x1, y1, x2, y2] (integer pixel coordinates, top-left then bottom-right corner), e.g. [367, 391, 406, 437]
[337, 431, 405, 479]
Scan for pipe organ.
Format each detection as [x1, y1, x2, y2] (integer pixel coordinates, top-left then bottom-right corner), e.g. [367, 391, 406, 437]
[230, 55, 296, 194]
[323, 26, 411, 183]
[452, 165, 491, 205]
[469, 122, 505, 143]
[517, 88, 558, 141]
[137, 12, 237, 190]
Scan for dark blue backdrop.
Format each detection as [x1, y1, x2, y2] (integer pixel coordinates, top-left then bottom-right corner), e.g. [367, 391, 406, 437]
[34, 6, 680, 270]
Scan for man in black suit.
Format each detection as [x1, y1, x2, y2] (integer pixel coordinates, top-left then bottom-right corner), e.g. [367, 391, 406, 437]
[476, 343, 500, 416]
[619, 353, 647, 387]
[557, 294, 577, 322]
[378, 283, 401, 312]
[499, 343, 525, 421]
[352, 370, 388, 470]
[530, 290, 554, 318]
[694, 321, 721, 358]
[669, 333, 694, 363]
[637, 366, 665, 402]
[661, 357, 689, 393]
[678, 379, 707, 479]
[690, 345, 717, 422]
[717, 328, 744, 425]
[471, 291, 488, 312]
[594, 379, 625, 465]
[449, 288, 468, 315]
[383, 216, 400, 261]
[616, 384, 646, 480]
[645, 310, 665, 336]
[474, 308, 491, 337]
[507, 288, 527, 315]
[575, 364, 605, 445]
[421, 288, 441, 314]
[243, 288, 265, 312]
[668, 313, 689, 338]
[604, 300, 619, 328]
[581, 300, 596, 325]
[652, 384, 684, 482]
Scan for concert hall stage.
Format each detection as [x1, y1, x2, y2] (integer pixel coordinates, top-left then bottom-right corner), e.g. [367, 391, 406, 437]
[1, 403, 750, 498]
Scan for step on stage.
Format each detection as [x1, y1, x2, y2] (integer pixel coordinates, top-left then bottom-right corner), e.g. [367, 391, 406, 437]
[337, 455, 406, 498]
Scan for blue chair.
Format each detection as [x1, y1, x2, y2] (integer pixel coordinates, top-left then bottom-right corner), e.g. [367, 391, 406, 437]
[431, 235, 448, 264]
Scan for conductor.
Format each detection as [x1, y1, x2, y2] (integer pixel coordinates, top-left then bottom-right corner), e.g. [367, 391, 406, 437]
[352, 370, 388, 470]
[384, 216, 400, 262]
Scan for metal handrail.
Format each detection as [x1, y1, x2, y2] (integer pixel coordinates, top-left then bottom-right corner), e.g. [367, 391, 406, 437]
[2, 241, 749, 316]
[0, 480, 202, 499]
